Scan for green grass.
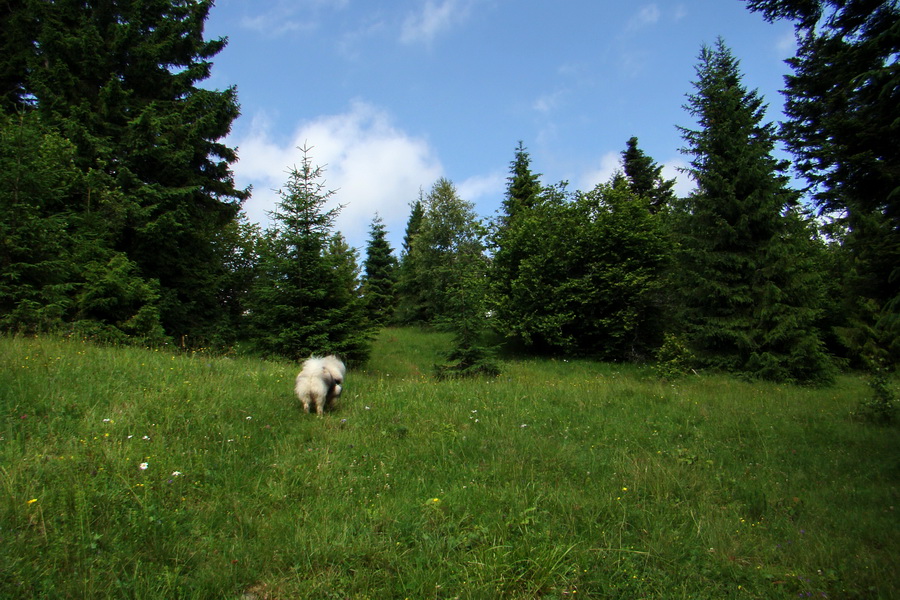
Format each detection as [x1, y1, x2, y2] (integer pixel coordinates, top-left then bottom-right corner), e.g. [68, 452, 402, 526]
[1, 329, 897, 599]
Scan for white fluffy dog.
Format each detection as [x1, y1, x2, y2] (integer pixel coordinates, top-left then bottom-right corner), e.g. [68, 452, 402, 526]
[294, 355, 346, 415]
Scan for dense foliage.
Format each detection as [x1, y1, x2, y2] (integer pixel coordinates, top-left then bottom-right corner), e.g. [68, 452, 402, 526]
[1, 1, 896, 380]
[361, 215, 398, 326]
[674, 39, 834, 382]
[397, 179, 486, 325]
[0, 0, 247, 343]
[745, 0, 900, 367]
[487, 167, 670, 360]
[246, 146, 371, 364]
[0, 113, 81, 332]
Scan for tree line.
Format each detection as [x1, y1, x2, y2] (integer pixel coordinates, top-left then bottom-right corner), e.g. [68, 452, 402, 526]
[1, 0, 897, 383]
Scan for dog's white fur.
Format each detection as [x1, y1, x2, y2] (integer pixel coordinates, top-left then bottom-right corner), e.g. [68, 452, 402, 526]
[294, 355, 346, 415]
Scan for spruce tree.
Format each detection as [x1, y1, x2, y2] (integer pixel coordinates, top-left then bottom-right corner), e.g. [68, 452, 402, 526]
[401, 194, 425, 257]
[0, 113, 79, 331]
[323, 232, 373, 364]
[247, 146, 371, 363]
[361, 215, 398, 326]
[395, 196, 427, 324]
[502, 141, 543, 221]
[676, 38, 833, 382]
[745, 0, 900, 365]
[490, 142, 545, 338]
[3, 0, 247, 341]
[0, 0, 34, 111]
[621, 136, 676, 214]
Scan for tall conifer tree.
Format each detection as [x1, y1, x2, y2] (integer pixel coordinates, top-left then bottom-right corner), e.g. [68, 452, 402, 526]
[745, 0, 900, 364]
[0, 0, 34, 111]
[247, 146, 371, 363]
[621, 136, 677, 214]
[490, 142, 544, 338]
[401, 194, 425, 257]
[676, 38, 833, 382]
[1, 0, 247, 341]
[395, 195, 426, 324]
[361, 215, 398, 326]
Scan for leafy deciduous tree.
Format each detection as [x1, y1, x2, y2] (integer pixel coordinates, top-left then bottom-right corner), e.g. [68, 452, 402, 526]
[407, 178, 487, 326]
[564, 180, 671, 359]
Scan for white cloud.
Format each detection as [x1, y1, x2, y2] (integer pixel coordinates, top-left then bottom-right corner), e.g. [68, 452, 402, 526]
[400, 0, 472, 44]
[241, 11, 314, 36]
[458, 171, 506, 215]
[231, 101, 443, 250]
[240, 0, 349, 37]
[617, 4, 663, 76]
[576, 154, 696, 198]
[533, 89, 567, 113]
[775, 29, 798, 55]
[627, 4, 661, 31]
[661, 159, 695, 198]
[579, 151, 622, 191]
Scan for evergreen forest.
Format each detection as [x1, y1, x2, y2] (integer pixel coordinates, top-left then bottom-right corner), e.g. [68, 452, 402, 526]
[1, 0, 898, 385]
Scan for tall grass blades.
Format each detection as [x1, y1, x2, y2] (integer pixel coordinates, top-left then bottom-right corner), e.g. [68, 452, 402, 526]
[1, 330, 897, 598]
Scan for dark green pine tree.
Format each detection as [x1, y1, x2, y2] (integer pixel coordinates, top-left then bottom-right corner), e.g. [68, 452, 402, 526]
[323, 232, 373, 365]
[395, 194, 427, 324]
[676, 38, 834, 383]
[0, 113, 80, 331]
[0, 0, 35, 112]
[248, 146, 371, 363]
[502, 141, 543, 221]
[361, 215, 398, 326]
[401, 193, 425, 257]
[11, 0, 248, 341]
[746, 0, 900, 365]
[621, 136, 677, 214]
[489, 141, 544, 338]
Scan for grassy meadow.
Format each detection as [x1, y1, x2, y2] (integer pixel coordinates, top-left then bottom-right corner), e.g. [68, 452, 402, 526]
[1, 329, 898, 599]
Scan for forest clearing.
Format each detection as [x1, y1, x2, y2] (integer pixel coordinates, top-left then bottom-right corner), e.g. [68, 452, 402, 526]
[1, 329, 897, 598]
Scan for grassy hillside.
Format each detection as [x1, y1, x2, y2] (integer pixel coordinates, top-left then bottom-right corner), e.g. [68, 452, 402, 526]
[1, 330, 897, 598]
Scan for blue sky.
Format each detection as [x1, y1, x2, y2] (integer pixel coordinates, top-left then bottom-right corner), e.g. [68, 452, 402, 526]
[203, 0, 797, 252]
